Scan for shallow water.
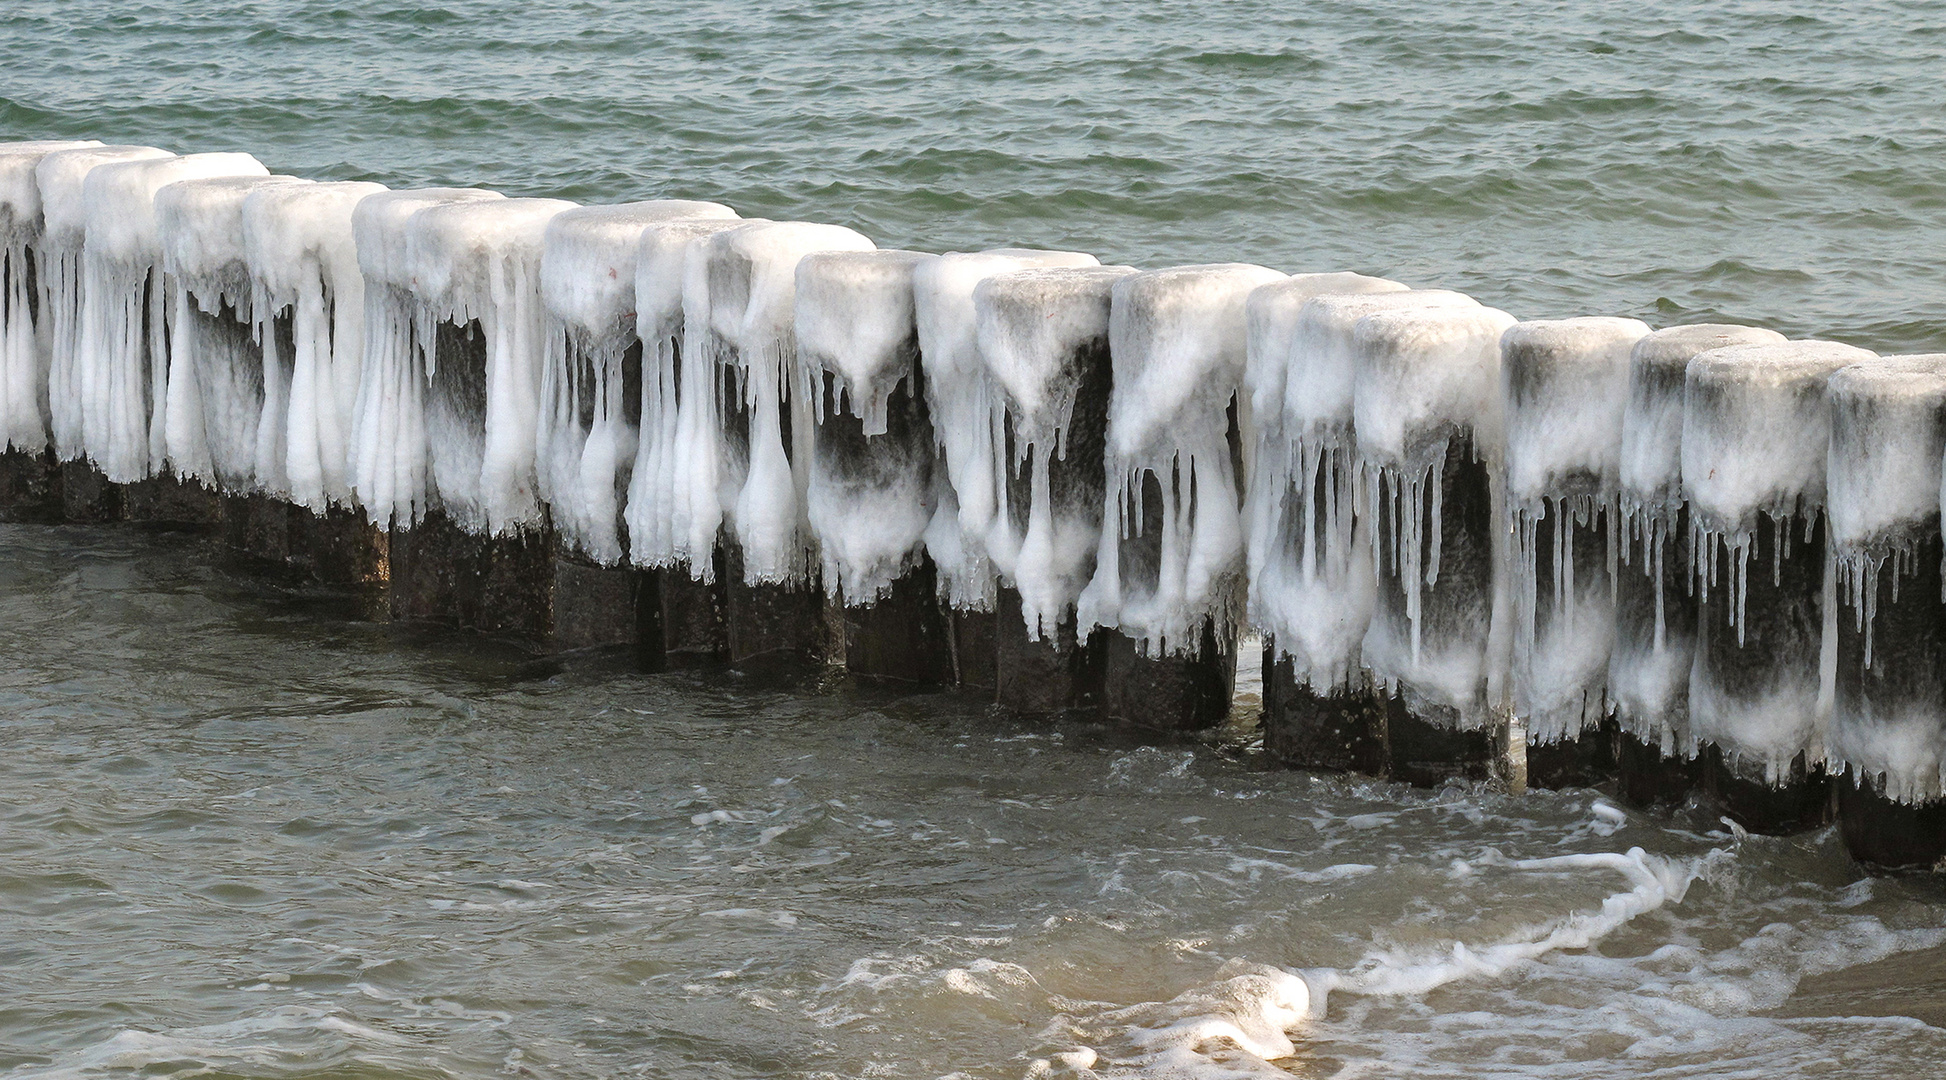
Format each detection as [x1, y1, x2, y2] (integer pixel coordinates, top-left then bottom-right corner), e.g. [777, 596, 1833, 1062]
[3, 0, 1944, 354]
[2, 524, 1944, 1078]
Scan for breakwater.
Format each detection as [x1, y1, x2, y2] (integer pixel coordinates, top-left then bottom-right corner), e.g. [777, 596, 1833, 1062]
[3, 138, 1941, 874]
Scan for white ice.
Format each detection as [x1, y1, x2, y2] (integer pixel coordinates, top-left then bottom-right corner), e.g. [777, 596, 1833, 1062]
[346, 187, 505, 529]
[241, 180, 391, 511]
[0, 140, 102, 453]
[623, 215, 758, 578]
[1352, 303, 1519, 728]
[1077, 263, 1288, 655]
[913, 249, 1099, 610]
[975, 264, 1137, 637]
[153, 173, 312, 492]
[796, 248, 939, 603]
[75, 152, 269, 482]
[1610, 324, 1786, 753]
[535, 200, 736, 564]
[1500, 317, 1650, 744]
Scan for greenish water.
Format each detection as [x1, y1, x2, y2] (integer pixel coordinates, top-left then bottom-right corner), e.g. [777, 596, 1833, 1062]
[4, 0, 1943, 353]
[6, 4, 1946, 1077]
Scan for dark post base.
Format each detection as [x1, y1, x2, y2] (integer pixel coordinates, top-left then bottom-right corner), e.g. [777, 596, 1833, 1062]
[0, 448, 64, 523]
[220, 492, 292, 567]
[388, 511, 554, 641]
[946, 607, 997, 693]
[1098, 623, 1235, 731]
[1526, 719, 1619, 790]
[720, 542, 825, 671]
[656, 566, 727, 668]
[1614, 729, 1706, 811]
[993, 587, 1101, 714]
[552, 553, 647, 654]
[1384, 694, 1494, 787]
[61, 460, 122, 523]
[841, 558, 952, 686]
[1261, 641, 1386, 773]
[124, 470, 221, 529]
[1709, 746, 1831, 835]
[479, 527, 553, 639]
[1839, 772, 1946, 872]
[288, 504, 389, 587]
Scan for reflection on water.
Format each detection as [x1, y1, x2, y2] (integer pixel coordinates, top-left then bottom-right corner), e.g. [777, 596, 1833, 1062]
[0, 523, 1942, 1078]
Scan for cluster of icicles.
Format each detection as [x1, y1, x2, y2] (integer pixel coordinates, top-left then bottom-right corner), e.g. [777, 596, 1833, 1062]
[2, 139, 1943, 804]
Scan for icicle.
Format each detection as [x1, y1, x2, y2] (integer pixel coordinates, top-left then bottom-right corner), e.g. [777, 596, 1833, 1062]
[0, 141, 103, 453]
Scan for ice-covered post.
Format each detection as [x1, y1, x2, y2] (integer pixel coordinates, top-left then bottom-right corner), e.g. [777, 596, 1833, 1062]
[1500, 317, 1649, 786]
[794, 248, 955, 682]
[975, 264, 1136, 711]
[623, 216, 754, 667]
[912, 248, 1098, 691]
[687, 221, 875, 669]
[1353, 304, 1519, 785]
[153, 173, 310, 538]
[1683, 339, 1873, 832]
[0, 140, 102, 520]
[1078, 263, 1288, 729]
[1247, 281, 1478, 770]
[535, 200, 736, 654]
[1823, 355, 1946, 868]
[1610, 324, 1785, 808]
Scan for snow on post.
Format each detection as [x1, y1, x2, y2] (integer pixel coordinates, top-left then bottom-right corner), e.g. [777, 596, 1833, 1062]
[1353, 304, 1519, 730]
[153, 173, 312, 492]
[31, 145, 171, 463]
[1823, 356, 1946, 806]
[346, 187, 505, 528]
[0, 140, 102, 453]
[795, 248, 937, 604]
[75, 152, 268, 482]
[535, 200, 736, 564]
[912, 249, 1099, 611]
[691, 221, 876, 587]
[623, 215, 756, 578]
[1682, 339, 1875, 786]
[239, 180, 391, 512]
[398, 196, 578, 536]
[1610, 324, 1786, 756]
[1077, 262, 1288, 655]
[1500, 317, 1650, 745]
[975, 264, 1137, 638]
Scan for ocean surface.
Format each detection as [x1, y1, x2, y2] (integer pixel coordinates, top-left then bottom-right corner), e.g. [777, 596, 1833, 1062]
[5, 2, 1946, 1077]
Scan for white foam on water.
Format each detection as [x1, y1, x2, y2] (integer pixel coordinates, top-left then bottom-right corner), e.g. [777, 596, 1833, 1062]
[8, 1005, 414, 1080]
[1077, 263, 1288, 655]
[0, 140, 103, 453]
[241, 180, 390, 511]
[153, 173, 312, 492]
[535, 200, 736, 564]
[1825, 354, 1946, 804]
[1352, 304, 1519, 728]
[976, 264, 1137, 637]
[345, 186, 505, 528]
[31, 144, 172, 463]
[915, 248, 1103, 611]
[624, 215, 757, 577]
[1611, 324, 1788, 753]
[1500, 317, 1650, 744]
[796, 248, 939, 603]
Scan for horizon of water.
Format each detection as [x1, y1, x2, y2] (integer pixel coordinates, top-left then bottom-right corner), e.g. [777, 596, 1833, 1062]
[6, 2, 1946, 1077]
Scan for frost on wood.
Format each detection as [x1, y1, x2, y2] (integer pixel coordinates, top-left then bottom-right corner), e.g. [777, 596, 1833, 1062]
[623, 215, 757, 579]
[1353, 303, 1519, 730]
[1824, 355, 1946, 805]
[347, 187, 505, 529]
[1609, 324, 1785, 754]
[912, 249, 1099, 610]
[976, 264, 1136, 638]
[0, 140, 102, 453]
[1076, 262, 1288, 655]
[154, 173, 312, 493]
[241, 180, 391, 511]
[1682, 339, 1875, 785]
[1500, 316, 1650, 744]
[535, 200, 735, 564]
[691, 221, 875, 587]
